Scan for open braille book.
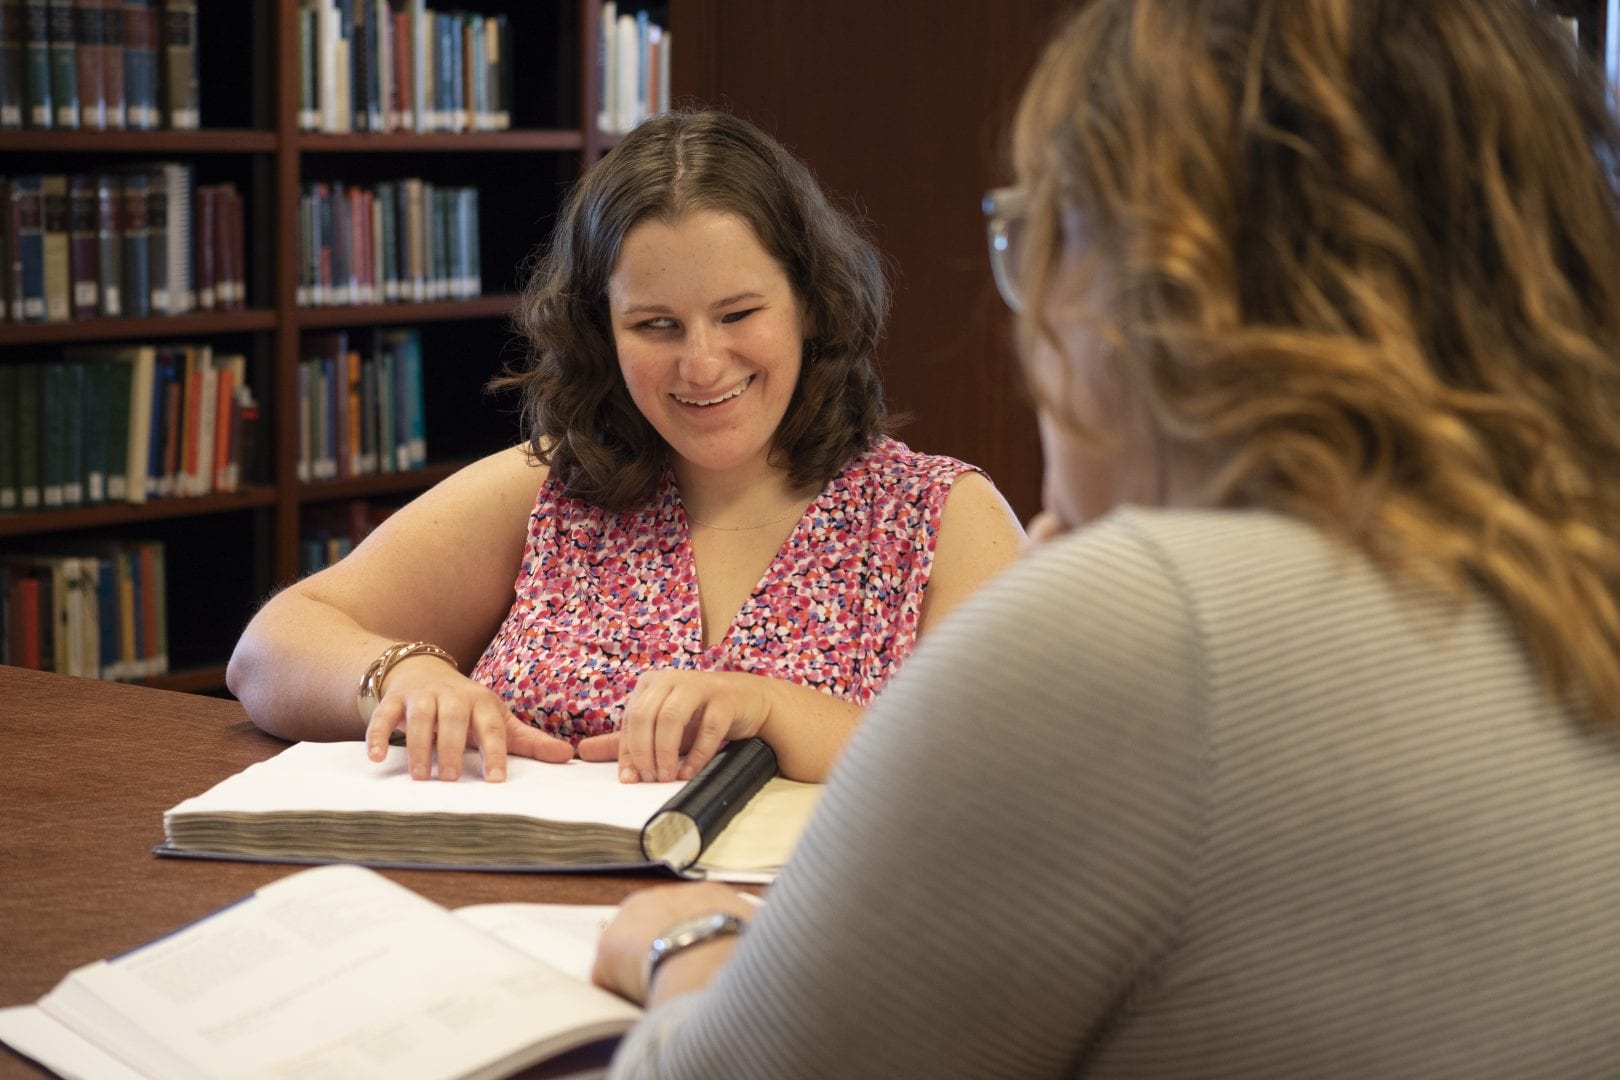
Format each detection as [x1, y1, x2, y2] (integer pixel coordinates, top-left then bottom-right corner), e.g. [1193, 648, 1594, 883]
[156, 736, 819, 883]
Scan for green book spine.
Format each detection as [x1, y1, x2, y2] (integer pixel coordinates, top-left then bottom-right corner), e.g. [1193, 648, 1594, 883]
[59, 358, 84, 505]
[103, 355, 131, 501]
[21, 0, 49, 128]
[0, 363, 17, 509]
[40, 360, 68, 506]
[45, 0, 73, 128]
[78, 356, 107, 503]
[16, 361, 41, 508]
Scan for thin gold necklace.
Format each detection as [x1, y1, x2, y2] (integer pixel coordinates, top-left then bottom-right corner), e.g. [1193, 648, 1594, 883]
[684, 501, 807, 532]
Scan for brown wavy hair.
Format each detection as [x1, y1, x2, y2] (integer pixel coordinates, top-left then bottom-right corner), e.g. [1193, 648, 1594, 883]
[1014, 0, 1620, 719]
[497, 109, 891, 510]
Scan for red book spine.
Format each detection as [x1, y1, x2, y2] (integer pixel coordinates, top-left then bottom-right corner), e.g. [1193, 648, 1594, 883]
[392, 10, 410, 129]
[194, 181, 215, 310]
[9, 573, 42, 670]
[223, 183, 243, 309]
[73, 0, 105, 129]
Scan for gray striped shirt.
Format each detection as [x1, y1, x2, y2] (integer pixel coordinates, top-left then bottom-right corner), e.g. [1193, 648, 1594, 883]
[610, 508, 1620, 1078]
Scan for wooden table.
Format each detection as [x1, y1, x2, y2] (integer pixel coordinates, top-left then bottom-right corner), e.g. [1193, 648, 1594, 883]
[0, 666, 668, 1078]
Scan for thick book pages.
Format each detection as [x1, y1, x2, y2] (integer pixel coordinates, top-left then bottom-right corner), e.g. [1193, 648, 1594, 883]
[0, 863, 640, 1080]
[159, 738, 820, 882]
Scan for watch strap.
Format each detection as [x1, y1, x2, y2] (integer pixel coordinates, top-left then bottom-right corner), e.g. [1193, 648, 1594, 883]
[644, 910, 747, 990]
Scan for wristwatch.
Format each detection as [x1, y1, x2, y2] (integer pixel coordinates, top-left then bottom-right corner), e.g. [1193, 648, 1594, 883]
[645, 911, 747, 989]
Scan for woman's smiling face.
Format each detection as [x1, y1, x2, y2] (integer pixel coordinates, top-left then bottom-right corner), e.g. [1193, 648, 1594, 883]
[608, 210, 808, 483]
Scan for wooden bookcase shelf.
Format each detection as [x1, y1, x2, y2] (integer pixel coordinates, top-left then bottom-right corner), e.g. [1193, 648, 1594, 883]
[1, 0, 630, 689]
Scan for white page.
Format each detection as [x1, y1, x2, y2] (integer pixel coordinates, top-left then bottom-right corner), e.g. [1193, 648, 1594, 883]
[0, 1004, 151, 1080]
[456, 903, 618, 984]
[165, 741, 682, 824]
[31, 865, 639, 1080]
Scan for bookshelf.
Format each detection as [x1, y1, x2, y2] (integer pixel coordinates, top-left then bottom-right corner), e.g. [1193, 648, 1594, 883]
[0, 0, 660, 691]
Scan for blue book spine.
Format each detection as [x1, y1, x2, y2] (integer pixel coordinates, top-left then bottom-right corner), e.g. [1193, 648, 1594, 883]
[10, 175, 46, 321]
[95, 555, 116, 678]
[120, 173, 150, 318]
[21, 0, 49, 127]
[120, 0, 157, 129]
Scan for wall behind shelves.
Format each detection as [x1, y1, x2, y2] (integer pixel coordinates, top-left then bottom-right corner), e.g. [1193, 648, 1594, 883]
[672, 0, 1074, 522]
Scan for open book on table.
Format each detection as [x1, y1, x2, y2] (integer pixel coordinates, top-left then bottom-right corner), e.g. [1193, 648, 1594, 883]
[0, 864, 634, 1080]
[156, 737, 820, 883]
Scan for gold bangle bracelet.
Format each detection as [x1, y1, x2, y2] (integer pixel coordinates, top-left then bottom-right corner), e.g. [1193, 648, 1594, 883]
[356, 641, 458, 723]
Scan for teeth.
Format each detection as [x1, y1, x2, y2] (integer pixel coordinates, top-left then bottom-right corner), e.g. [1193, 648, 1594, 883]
[676, 378, 750, 407]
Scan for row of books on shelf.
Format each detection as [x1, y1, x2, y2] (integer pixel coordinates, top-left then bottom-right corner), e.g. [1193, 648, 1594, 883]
[298, 1, 513, 134]
[300, 497, 395, 573]
[597, 2, 669, 136]
[298, 178, 479, 307]
[298, 326, 426, 483]
[3, 0, 199, 131]
[0, 541, 168, 680]
[3, 163, 240, 324]
[0, 343, 261, 513]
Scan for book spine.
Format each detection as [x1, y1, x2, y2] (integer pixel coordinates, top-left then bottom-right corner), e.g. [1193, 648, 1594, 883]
[61, 359, 85, 504]
[296, 2, 314, 131]
[120, 0, 154, 129]
[158, 159, 190, 312]
[224, 182, 243, 309]
[10, 175, 45, 321]
[73, 0, 104, 130]
[103, 352, 130, 500]
[119, 171, 149, 318]
[39, 359, 65, 506]
[0, 0, 25, 128]
[72, 355, 104, 502]
[46, 0, 73, 127]
[193, 179, 214, 310]
[39, 172, 69, 322]
[157, 0, 193, 128]
[66, 171, 96, 319]
[98, 0, 119, 126]
[389, 4, 408, 130]
[493, 14, 510, 131]
[94, 172, 121, 316]
[596, 1, 613, 134]
[14, 362, 41, 507]
[0, 363, 16, 508]
[20, 0, 48, 127]
[145, 166, 166, 313]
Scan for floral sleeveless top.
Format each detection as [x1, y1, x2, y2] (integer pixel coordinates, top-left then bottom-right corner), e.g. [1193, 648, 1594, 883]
[471, 437, 979, 743]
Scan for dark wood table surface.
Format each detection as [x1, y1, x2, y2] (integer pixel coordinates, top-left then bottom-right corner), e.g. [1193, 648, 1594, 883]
[0, 665, 677, 1078]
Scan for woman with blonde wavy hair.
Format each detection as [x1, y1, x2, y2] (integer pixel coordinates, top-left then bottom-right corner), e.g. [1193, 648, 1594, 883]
[590, 1, 1620, 1075]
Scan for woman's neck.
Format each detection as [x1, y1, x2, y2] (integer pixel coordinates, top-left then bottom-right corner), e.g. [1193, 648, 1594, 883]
[674, 460, 820, 532]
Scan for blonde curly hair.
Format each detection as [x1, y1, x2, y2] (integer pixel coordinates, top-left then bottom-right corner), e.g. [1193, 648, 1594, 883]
[1014, 0, 1620, 719]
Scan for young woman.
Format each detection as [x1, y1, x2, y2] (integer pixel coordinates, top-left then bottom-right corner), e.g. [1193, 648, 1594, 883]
[227, 110, 1024, 785]
[590, 2, 1620, 1075]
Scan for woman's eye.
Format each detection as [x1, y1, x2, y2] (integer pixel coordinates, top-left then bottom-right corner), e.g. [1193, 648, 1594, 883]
[721, 308, 758, 324]
[636, 317, 677, 331]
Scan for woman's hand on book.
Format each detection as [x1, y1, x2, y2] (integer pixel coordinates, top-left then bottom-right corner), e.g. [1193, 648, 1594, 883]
[364, 658, 574, 781]
[576, 669, 773, 784]
[593, 882, 756, 1006]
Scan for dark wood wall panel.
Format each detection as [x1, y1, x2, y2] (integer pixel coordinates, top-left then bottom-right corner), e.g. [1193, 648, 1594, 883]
[672, 2, 1075, 521]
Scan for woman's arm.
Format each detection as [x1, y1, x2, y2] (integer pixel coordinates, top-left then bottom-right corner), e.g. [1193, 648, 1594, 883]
[226, 446, 572, 777]
[596, 522, 1209, 1078]
[917, 470, 1026, 629]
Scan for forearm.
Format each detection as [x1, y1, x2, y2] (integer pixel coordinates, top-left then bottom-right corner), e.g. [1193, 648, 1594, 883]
[755, 677, 863, 782]
[226, 588, 406, 741]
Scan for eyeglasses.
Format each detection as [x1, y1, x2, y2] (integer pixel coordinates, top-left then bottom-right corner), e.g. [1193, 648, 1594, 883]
[982, 186, 1028, 312]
